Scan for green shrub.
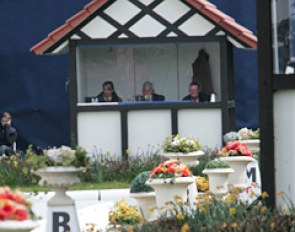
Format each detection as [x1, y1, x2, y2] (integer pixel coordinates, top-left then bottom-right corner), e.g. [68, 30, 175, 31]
[204, 159, 230, 169]
[130, 171, 154, 193]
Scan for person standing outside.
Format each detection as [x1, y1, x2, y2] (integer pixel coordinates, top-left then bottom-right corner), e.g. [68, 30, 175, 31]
[0, 112, 17, 156]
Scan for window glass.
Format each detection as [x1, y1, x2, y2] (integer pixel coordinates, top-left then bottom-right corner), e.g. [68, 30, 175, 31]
[272, 0, 295, 74]
[76, 43, 220, 103]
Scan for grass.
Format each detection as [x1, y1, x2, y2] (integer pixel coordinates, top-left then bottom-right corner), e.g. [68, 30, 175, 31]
[17, 181, 130, 192]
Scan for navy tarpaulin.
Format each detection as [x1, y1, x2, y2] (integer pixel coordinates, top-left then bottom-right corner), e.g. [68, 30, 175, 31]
[0, 0, 258, 151]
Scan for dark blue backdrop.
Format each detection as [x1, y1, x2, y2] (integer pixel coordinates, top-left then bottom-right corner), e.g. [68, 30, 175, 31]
[0, 0, 258, 150]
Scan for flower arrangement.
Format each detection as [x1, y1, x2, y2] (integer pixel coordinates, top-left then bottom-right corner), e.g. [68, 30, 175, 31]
[195, 176, 209, 192]
[223, 128, 260, 143]
[26, 145, 89, 170]
[218, 141, 253, 157]
[149, 160, 191, 179]
[0, 186, 35, 221]
[108, 198, 143, 225]
[163, 134, 202, 153]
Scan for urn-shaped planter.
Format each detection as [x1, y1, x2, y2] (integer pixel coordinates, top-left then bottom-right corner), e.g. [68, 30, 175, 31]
[219, 156, 255, 190]
[162, 151, 204, 167]
[145, 177, 194, 210]
[129, 192, 157, 221]
[34, 166, 84, 205]
[34, 166, 84, 232]
[202, 168, 234, 196]
[0, 220, 39, 232]
[236, 140, 260, 153]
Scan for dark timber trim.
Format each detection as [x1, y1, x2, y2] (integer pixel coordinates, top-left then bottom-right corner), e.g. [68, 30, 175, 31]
[69, 40, 78, 147]
[120, 110, 128, 160]
[220, 40, 235, 137]
[273, 75, 295, 90]
[171, 109, 178, 135]
[257, 0, 275, 207]
[74, 36, 225, 47]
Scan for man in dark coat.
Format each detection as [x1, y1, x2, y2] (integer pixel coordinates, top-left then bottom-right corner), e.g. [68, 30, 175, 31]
[141, 81, 165, 101]
[0, 112, 17, 156]
[182, 82, 210, 102]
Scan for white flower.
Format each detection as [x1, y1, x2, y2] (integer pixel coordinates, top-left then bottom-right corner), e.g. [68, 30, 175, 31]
[45, 146, 75, 165]
[46, 148, 60, 163]
[238, 128, 250, 140]
[171, 138, 180, 146]
[223, 131, 238, 143]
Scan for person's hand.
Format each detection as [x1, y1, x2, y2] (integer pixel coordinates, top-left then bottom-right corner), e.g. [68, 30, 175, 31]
[6, 120, 11, 126]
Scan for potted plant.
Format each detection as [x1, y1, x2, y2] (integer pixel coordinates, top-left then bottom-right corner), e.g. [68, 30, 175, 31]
[161, 134, 204, 167]
[129, 171, 157, 221]
[146, 160, 194, 211]
[27, 145, 89, 203]
[108, 198, 143, 231]
[0, 186, 39, 232]
[223, 128, 260, 153]
[26, 145, 89, 232]
[218, 141, 256, 190]
[202, 159, 234, 196]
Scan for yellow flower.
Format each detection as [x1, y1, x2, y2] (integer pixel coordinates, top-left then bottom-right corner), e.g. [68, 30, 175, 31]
[251, 182, 258, 188]
[225, 194, 237, 203]
[106, 151, 111, 157]
[148, 206, 155, 212]
[101, 162, 106, 167]
[229, 207, 237, 215]
[262, 191, 269, 198]
[127, 225, 134, 232]
[221, 223, 227, 229]
[180, 223, 190, 232]
[235, 187, 242, 193]
[13, 160, 18, 168]
[177, 213, 184, 221]
[270, 222, 275, 230]
[261, 206, 268, 213]
[276, 191, 284, 196]
[248, 190, 255, 198]
[231, 222, 238, 229]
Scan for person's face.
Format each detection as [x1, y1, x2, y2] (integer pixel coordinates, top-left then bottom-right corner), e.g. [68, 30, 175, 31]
[143, 85, 153, 96]
[189, 85, 200, 98]
[103, 84, 113, 97]
[1, 117, 7, 126]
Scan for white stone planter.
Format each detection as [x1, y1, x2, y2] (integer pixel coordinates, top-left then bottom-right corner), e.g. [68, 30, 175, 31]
[129, 192, 157, 221]
[0, 220, 39, 232]
[202, 168, 234, 196]
[236, 139, 260, 153]
[145, 177, 194, 210]
[34, 166, 84, 205]
[219, 156, 255, 190]
[162, 151, 204, 167]
[33, 166, 84, 232]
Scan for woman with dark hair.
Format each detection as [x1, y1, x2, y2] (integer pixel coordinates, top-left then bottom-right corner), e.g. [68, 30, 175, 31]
[97, 81, 122, 102]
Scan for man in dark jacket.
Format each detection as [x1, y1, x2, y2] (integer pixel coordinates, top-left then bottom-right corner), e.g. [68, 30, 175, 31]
[0, 112, 17, 156]
[182, 82, 210, 102]
[141, 81, 165, 101]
